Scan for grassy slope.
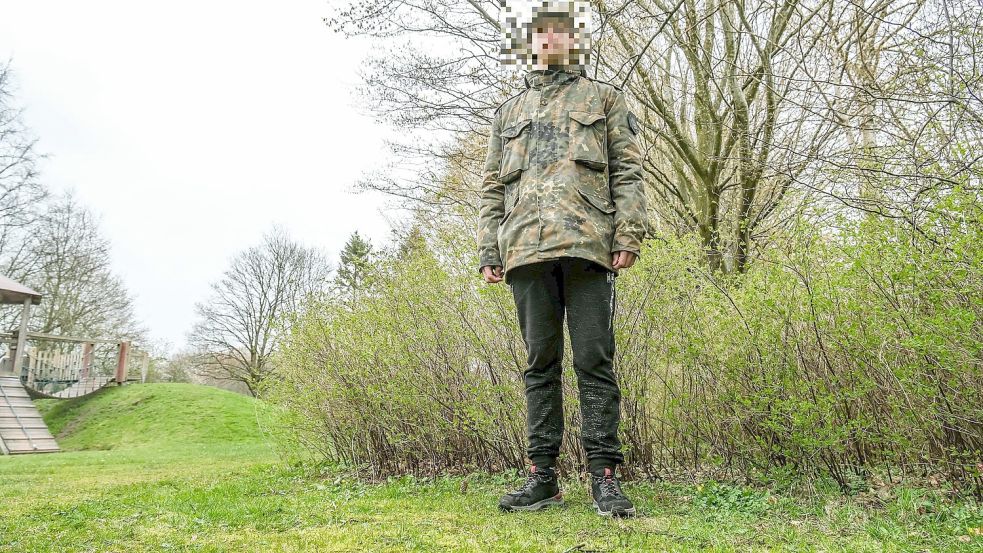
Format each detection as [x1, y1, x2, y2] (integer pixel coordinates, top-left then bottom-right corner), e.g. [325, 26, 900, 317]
[0, 383, 979, 552]
[0, 384, 276, 518]
[36, 381, 266, 450]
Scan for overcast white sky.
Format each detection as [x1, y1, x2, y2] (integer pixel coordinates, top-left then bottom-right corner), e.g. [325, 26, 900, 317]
[0, 1, 407, 351]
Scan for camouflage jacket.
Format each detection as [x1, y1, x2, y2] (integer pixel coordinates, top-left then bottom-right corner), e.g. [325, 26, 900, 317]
[477, 68, 647, 283]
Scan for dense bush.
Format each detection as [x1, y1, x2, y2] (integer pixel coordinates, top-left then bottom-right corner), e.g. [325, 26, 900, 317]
[266, 189, 981, 494]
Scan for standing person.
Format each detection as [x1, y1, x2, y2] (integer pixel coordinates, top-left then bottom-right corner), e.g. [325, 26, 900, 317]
[477, 1, 647, 518]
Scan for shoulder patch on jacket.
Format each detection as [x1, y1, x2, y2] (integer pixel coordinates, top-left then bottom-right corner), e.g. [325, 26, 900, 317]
[627, 111, 641, 135]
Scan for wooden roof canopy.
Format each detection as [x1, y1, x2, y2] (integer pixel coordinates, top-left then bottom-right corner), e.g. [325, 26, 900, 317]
[0, 275, 42, 305]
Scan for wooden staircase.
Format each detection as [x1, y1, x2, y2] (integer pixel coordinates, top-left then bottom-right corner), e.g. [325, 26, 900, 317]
[0, 374, 60, 455]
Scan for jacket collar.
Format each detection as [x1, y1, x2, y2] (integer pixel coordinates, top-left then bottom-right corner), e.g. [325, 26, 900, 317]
[524, 66, 584, 89]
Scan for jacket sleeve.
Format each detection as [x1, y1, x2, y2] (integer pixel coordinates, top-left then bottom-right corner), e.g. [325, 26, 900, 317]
[477, 110, 505, 273]
[605, 88, 647, 257]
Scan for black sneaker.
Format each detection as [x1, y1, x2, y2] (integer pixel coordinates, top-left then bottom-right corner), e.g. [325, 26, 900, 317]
[590, 467, 636, 517]
[499, 464, 563, 512]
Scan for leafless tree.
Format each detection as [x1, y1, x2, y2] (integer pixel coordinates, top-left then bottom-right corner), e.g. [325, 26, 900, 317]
[24, 191, 145, 341]
[808, 0, 983, 222]
[325, 0, 509, 213]
[188, 226, 332, 397]
[0, 61, 47, 280]
[327, 0, 982, 272]
[0, 64, 144, 341]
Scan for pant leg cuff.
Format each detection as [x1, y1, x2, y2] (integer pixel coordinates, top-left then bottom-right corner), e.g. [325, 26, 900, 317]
[530, 455, 557, 468]
[587, 457, 620, 474]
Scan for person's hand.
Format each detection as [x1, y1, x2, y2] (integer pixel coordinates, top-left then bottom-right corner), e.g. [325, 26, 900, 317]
[481, 265, 504, 283]
[612, 251, 638, 270]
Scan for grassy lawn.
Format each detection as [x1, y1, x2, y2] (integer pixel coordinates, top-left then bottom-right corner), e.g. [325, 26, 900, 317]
[0, 383, 979, 552]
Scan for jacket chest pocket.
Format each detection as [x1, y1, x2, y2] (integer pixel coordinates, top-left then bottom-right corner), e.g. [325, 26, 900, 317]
[568, 111, 607, 171]
[499, 118, 531, 184]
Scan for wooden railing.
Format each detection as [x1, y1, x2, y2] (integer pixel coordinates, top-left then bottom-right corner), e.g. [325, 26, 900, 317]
[0, 332, 148, 399]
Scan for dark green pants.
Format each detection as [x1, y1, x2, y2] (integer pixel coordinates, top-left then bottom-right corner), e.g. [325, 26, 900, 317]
[507, 256, 625, 472]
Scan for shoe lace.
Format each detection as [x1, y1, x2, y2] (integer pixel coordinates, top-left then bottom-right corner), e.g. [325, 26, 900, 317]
[598, 475, 624, 499]
[516, 469, 549, 495]
[517, 474, 539, 494]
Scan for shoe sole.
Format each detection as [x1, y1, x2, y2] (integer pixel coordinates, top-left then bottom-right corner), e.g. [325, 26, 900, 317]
[593, 500, 637, 518]
[499, 493, 564, 512]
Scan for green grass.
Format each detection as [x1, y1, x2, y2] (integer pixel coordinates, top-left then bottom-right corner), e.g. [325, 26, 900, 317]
[1, 383, 980, 552]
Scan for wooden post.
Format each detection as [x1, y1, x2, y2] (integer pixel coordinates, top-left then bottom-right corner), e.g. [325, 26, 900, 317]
[140, 353, 149, 383]
[81, 342, 94, 380]
[4, 298, 32, 376]
[115, 341, 130, 384]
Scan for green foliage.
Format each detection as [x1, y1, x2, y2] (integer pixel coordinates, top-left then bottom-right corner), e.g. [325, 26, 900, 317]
[692, 481, 771, 516]
[270, 186, 982, 495]
[34, 382, 269, 451]
[266, 225, 530, 477]
[3, 382, 979, 550]
[333, 230, 375, 300]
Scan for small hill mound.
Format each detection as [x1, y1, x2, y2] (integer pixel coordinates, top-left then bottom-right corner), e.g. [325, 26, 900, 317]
[33, 383, 267, 451]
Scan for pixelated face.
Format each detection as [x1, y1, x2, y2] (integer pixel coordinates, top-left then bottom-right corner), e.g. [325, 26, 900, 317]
[500, 0, 592, 71]
[530, 16, 576, 66]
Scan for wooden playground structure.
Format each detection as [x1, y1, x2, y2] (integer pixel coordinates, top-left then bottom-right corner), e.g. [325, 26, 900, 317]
[0, 275, 148, 455]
